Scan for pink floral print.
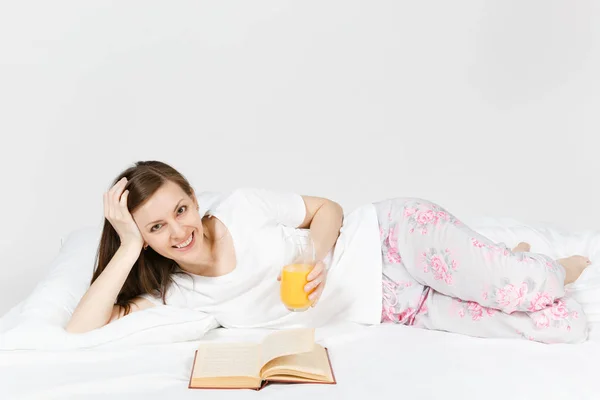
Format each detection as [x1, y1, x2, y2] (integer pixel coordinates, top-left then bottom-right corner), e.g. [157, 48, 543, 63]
[470, 238, 510, 256]
[385, 225, 402, 264]
[403, 201, 461, 235]
[421, 248, 459, 285]
[468, 302, 484, 321]
[454, 299, 497, 321]
[526, 299, 579, 332]
[533, 312, 551, 329]
[495, 283, 528, 313]
[550, 300, 569, 319]
[528, 292, 553, 312]
[381, 279, 400, 322]
[381, 305, 396, 323]
[381, 275, 422, 325]
[397, 307, 415, 324]
[379, 222, 403, 265]
[470, 239, 486, 248]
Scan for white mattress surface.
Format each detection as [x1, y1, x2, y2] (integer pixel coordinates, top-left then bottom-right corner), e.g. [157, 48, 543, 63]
[2, 323, 600, 400]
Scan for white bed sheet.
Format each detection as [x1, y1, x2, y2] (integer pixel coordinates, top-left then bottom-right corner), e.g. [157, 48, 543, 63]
[3, 218, 600, 399]
[2, 323, 600, 400]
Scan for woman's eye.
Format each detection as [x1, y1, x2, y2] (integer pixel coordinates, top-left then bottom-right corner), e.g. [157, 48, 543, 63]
[151, 224, 162, 232]
[177, 206, 187, 215]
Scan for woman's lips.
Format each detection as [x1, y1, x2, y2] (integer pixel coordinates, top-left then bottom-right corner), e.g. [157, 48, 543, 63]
[172, 231, 195, 251]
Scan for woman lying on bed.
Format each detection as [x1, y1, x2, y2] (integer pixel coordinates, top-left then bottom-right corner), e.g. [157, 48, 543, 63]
[66, 160, 591, 343]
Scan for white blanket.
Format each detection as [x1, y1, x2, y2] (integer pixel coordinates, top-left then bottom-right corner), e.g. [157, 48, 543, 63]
[2, 217, 600, 399]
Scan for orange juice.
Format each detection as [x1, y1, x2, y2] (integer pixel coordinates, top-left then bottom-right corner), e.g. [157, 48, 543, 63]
[280, 263, 314, 311]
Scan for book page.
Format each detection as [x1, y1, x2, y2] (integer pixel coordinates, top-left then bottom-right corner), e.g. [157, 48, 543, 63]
[259, 328, 316, 367]
[193, 342, 261, 379]
[261, 344, 333, 382]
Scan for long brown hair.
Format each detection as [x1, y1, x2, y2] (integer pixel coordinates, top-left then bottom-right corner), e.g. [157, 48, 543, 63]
[91, 160, 195, 315]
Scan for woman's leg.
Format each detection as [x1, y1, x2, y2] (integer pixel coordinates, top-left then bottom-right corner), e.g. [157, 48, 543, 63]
[381, 259, 427, 325]
[374, 198, 590, 314]
[378, 201, 430, 325]
[411, 289, 588, 344]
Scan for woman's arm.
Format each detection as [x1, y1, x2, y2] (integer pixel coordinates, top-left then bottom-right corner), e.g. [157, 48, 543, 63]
[66, 177, 155, 333]
[297, 196, 344, 261]
[65, 244, 154, 333]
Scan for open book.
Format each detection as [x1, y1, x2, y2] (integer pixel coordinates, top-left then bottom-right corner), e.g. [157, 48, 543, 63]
[188, 328, 336, 390]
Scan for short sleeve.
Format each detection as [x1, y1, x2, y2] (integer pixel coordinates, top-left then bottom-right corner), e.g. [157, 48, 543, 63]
[235, 188, 307, 228]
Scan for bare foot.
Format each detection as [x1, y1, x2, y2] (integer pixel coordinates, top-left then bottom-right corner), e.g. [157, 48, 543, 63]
[512, 242, 531, 252]
[558, 255, 591, 285]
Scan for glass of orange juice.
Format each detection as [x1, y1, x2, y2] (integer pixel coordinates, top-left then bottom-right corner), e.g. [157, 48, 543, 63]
[280, 233, 316, 312]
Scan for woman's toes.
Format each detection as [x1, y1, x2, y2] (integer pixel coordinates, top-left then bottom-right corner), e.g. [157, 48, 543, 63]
[560, 255, 591, 285]
[581, 257, 591, 265]
[573, 255, 591, 266]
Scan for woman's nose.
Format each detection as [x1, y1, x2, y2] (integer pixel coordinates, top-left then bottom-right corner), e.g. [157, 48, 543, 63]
[169, 222, 186, 239]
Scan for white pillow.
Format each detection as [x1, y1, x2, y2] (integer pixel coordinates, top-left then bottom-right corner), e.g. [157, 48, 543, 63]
[0, 191, 225, 350]
[16, 225, 103, 328]
[12, 190, 224, 329]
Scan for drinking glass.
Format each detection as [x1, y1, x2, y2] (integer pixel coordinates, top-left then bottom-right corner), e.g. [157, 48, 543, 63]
[280, 233, 316, 312]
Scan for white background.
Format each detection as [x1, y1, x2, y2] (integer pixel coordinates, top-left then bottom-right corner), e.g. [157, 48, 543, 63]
[0, 1, 599, 315]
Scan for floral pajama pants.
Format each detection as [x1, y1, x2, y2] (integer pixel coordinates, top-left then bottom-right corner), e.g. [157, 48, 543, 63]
[375, 198, 588, 344]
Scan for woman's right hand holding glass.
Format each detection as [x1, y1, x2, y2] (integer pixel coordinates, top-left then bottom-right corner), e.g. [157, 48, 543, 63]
[104, 177, 144, 251]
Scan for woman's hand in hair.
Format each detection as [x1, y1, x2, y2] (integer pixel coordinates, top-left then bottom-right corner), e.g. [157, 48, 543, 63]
[104, 177, 144, 250]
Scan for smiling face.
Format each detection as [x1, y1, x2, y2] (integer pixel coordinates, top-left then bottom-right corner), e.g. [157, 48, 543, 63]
[132, 180, 206, 265]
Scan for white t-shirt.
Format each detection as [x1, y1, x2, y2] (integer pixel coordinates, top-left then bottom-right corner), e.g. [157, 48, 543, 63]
[141, 188, 383, 329]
